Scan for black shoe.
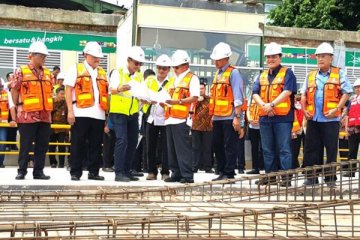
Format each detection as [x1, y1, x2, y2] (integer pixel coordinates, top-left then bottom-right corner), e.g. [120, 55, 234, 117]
[192, 168, 198, 173]
[164, 177, 181, 182]
[212, 175, 234, 181]
[33, 174, 50, 180]
[58, 164, 64, 168]
[127, 174, 139, 181]
[15, 173, 25, 180]
[343, 172, 355, 177]
[102, 167, 114, 172]
[303, 178, 319, 186]
[130, 170, 144, 177]
[50, 164, 57, 168]
[71, 175, 80, 181]
[238, 169, 245, 174]
[88, 173, 105, 181]
[205, 169, 214, 173]
[247, 169, 260, 174]
[280, 181, 292, 187]
[115, 174, 131, 182]
[0, 164, 5, 168]
[180, 178, 194, 184]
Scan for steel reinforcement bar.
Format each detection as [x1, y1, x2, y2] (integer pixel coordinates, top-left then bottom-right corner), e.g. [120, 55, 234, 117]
[1, 160, 359, 203]
[0, 199, 359, 239]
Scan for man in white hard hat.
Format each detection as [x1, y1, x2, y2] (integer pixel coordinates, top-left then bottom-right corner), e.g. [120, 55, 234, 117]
[144, 54, 174, 181]
[53, 71, 65, 95]
[109, 46, 145, 182]
[209, 42, 245, 181]
[64, 41, 109, 181]
[252, 42, 297, 185]
[11, 41, 53, 180]
[301, 42, 352, 187]
[344, 79, 360, 177]
[163, 50, 200, 184]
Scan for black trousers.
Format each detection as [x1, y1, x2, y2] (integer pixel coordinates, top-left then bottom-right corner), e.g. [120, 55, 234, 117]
[291, 132, 305, 168]
[237, 132, 246, 170]
[212, 120, 238, 177]
[102, 129, 115, 168]
[248, 127, 264, 171]
[6, 126, 18, 149]
[303, 120, 339, 181]
[17, 122, 51, 176]
[348, 133, 360, 160]
[48, 131, 66, 167]
[192, 130, 213, 171]
[147, 122, 169, 175]
[166, 123, 193, 180]
[70, 117, 104, 178]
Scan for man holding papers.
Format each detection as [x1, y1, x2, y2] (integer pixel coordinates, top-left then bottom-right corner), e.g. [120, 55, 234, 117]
[164, 50, 200, 184]
[143, 55, 174, 181]
[109, 46, 145, 182]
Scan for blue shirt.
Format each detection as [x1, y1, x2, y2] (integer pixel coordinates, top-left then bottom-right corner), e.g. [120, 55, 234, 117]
[252, 65, 297, 123]
[300, 68, 353, 122]
[213, 63, 245, 121]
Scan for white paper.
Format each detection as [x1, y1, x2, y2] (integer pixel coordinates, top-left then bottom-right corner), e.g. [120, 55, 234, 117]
[127, 80, 150, 101]
[148, 89, 171, 105]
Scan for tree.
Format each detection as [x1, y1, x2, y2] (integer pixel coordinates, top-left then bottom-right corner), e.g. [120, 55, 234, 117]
[268, 0, 360, 31]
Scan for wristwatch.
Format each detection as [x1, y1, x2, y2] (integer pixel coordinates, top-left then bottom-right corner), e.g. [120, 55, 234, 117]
[235, 113, 241, 118]
[179, 99, 182, 104]
[270, 102, 275, 107]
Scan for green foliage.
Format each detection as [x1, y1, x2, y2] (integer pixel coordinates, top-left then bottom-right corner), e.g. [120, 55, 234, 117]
[268, 0, 360, 31]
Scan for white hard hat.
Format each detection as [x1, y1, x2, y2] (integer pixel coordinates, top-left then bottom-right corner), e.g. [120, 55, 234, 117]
[210, 42, 232, 60]
[128, 46, 145, 62]
[171, 50, 190, 67]
[264, 42, 282, 56]
[83, 41, 103, 58]
[57, 72, 65, 80]
[354, 79, 360, 87]
[29, 41, 49, 56]
[155, 54, 172, 67]
[315, 42, 334, 55]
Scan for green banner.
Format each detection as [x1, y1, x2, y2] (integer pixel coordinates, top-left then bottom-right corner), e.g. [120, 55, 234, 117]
[345, 51, 360, 67]
[0, 28, 116, 53]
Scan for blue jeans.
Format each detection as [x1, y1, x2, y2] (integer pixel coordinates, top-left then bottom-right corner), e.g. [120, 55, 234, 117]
[110, 113, 139, 175]
[0, 127, 7, 165]
[260, 122, 292, 173]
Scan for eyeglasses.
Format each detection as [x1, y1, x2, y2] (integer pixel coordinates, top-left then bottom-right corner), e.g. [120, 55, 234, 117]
[130, 58, 143, 66]
[157, 66, 169, 71]
[34, 53, 47, 59]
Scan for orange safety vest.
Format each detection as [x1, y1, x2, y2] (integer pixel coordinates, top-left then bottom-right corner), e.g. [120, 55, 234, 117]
[0, 90, 9, 120]
[209, 66, 235, 117]
[259, 67, 291, 116]
[246, 97, 259, 122]
[292, 113, 301, 133]
[74, 63, 109, 111]
[305, 67, 341, 117]
[165, 72, 193, 119]
[20, 65, 53, 112]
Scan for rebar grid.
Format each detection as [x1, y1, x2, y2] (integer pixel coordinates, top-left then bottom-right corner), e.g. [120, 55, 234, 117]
[0, 199, 359, 239]
[1, 160, 359, 203]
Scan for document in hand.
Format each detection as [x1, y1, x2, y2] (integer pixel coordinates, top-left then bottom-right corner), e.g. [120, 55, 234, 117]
[148, 88, 171, 105]
[127, 80, 150, 100]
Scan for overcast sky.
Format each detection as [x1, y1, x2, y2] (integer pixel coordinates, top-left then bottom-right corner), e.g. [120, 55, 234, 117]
[101, 0, 133, 9]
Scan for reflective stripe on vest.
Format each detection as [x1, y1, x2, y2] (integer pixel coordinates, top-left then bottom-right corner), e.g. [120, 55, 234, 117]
[348, 95, 360, 127]
[209, 66, 234, 117]
[20, 65, 53, 112]
[75, 63, 109, 110]
[0, 90, 9, 120]
[306, 67, 341, 117]
[109, 68, 143, 115]
[259, 67, 290, 116]
[165, 72, 193, 119]
[292, 113, 301, 133]
[246, 97, 259, 122]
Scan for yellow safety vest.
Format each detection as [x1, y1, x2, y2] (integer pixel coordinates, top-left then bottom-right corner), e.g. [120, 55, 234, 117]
[109, 68, 143, 115]
[142, 75, 174, 114]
